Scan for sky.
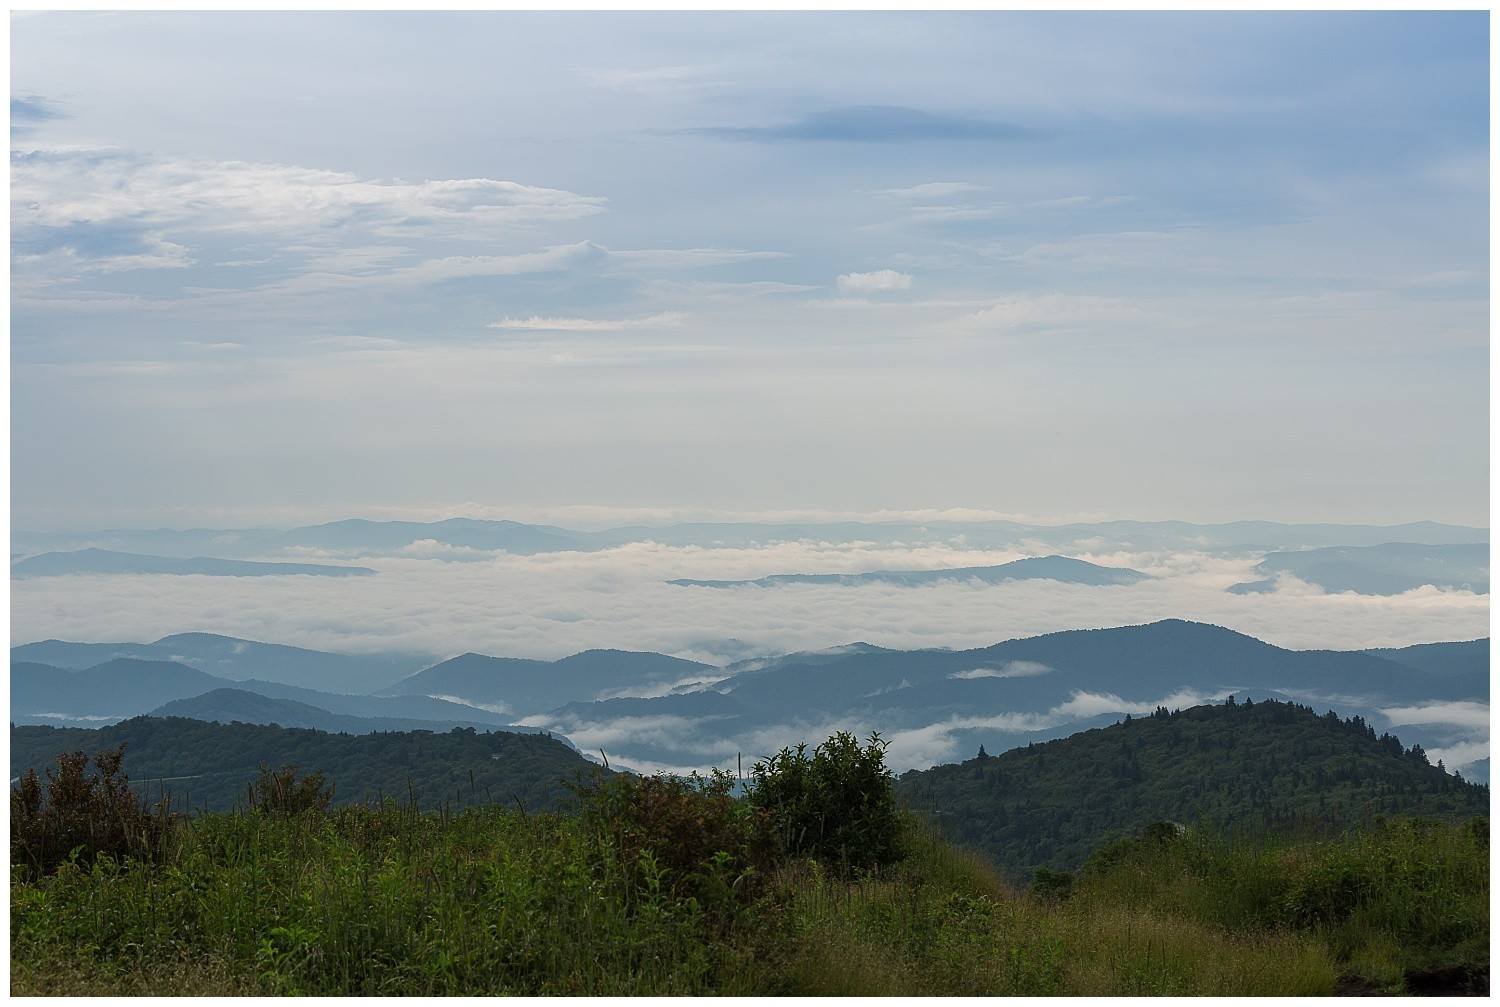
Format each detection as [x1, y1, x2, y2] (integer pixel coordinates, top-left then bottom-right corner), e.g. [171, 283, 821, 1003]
[9, 10, 1491, 531]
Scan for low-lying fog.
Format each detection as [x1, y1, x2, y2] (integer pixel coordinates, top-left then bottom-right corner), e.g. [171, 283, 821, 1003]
[13, 539, 1486, 662]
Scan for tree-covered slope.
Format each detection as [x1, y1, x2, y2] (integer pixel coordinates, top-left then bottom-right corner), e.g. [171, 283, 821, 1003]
[896, 698, 1489, 881]
[11, 718, 607, 814]
[148, 688, 509, 736]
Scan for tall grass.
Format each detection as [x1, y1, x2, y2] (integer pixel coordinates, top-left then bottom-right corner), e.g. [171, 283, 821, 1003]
[12, 799, 768, 996]
[773, 818, 1338, 996]
[1073, 815, 1489, 991]
[10, 770, 1487, 995]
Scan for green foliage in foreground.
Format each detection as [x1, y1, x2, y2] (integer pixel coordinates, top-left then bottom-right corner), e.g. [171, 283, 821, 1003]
[10, 766, 1489, 994]
[11, 746, 176, 879]
[898, 698, 1489, 880]
[748, 732, 904, 869]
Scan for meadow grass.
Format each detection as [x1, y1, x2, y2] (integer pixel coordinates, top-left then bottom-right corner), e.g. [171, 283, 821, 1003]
[10, 780, 1487, 995]
[774, 820, 1339, 996]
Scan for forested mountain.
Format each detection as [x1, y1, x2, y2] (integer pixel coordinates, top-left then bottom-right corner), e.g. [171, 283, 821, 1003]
[11, 718, 604, 813]
[10, 621, 1490, 782]
[149, 689, 508, 736]
[896, 698, 1489, 882]
[10, 658, 510, 730]
[11, 634, 431, 694]
[381, 649, 718, 716]
[528, 620, 1486, 777]
[1228, 542, 1488, 595]
[13, 659, 226, 722]
[1363, 638, 1489, 678]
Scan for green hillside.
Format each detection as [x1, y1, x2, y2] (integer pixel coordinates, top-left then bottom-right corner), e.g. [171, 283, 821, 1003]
[10, 717, 606, 814]
[896, 698, 1488, 880]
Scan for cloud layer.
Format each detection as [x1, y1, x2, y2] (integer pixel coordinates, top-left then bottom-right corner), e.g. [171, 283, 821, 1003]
[12, 540, 1486, 664]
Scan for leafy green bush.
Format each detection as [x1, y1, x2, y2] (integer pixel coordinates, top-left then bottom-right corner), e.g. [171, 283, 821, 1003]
[10, 744, 176, 878]
[1031, 867, 1075, 901]
[247, 763, 334, 816]
[574, 769, 776, 920]
[749, 731, 903, 871]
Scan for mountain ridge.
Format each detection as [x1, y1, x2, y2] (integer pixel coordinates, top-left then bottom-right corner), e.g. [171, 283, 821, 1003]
[668, 555, 1151, 589]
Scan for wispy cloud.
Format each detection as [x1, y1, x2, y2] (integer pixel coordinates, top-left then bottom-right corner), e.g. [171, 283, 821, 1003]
[948, 661, 1052, 680]
[609, 247, 789, 270]
[872, 181, 987, 200]
[686, 105, 1042, 143]
[13, 148, 606, 236]
[1380, 700, 1489, 730]
[489, 312, 687, 331]
[11, 147, 608, 286]
[957, 292, 1166, 330]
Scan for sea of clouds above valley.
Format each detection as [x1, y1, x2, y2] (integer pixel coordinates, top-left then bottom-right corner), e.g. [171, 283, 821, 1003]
[13, 540, 1487, 662]
[12, 540, 1489, 776]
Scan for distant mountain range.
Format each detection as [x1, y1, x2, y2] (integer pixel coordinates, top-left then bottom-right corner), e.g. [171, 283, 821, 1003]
[11, 632, 431, 695]
[668, 555, 1150, 589]
[150, 689, 507, 736]
[12, 516, 1487, 562]
[523, 621, 1489, 777]
[11, 548, 375, 579]
[12, 621, 1489, 783]
[379, 649, 719, 717]
[1228, 542, 1488, 595]
[14, 521, 1485, 607]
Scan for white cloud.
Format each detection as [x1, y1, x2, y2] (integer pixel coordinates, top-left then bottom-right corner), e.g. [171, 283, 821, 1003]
[1379, 701, 1490, 730]
[836, 269, 913, 294]
[878, 687, 1230, 771]
[427, 694, 512, 716]
[1424, 741, 1489, 775]
[396, 539, 492, 560]
[10, 147, 609, 289]
[532, 713, 739, 755]
[488, 312, 686, 331]
[948, 661, 1052, 680]
[12, 148, 606, 237]
[370, 243, 604, 286]
[1053, 689, 1226, 720]
[11, 540, 1488, 666]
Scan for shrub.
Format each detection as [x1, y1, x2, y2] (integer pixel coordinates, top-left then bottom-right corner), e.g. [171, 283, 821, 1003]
[1031, 867, 1075, 901]
[247, 764, 334, 817]
[749, 731, 904, 871]
[575, 769, 776, 919]
[10, 744, 176, 878]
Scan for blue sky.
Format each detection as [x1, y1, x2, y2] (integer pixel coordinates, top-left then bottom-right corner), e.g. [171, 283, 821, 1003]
[10, 11, 1490, 530]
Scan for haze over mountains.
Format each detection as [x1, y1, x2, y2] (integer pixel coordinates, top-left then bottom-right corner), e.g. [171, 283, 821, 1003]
[11, 517, 1489, 788]
[12, 620, 1489, 785]
[669, 555, 1150, 589]
[11, 548, 375, 579]
[1227, 543, 1489, 596]
[13, 516, 1486, 563]
[13, 517, 1487, 663]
